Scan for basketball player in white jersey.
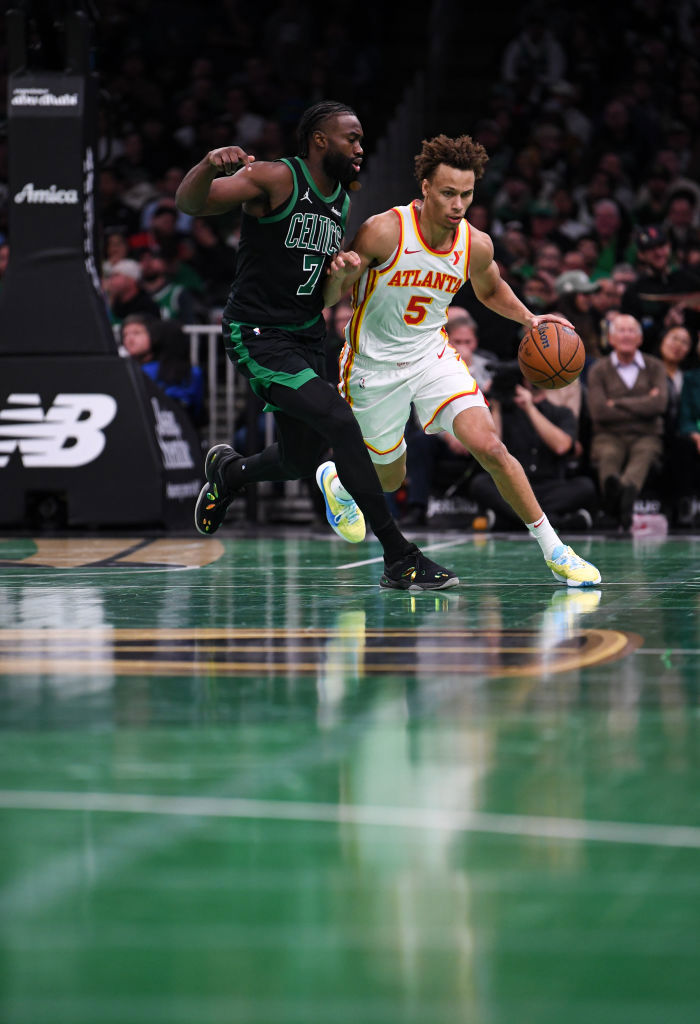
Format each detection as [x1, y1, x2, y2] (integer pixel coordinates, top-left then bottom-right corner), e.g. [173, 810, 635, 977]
[317, 133, 601, 587]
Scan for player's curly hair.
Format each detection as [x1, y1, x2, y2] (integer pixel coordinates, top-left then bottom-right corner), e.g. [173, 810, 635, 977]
[414, 134, 489, 183]
[296, 101, 358, 158]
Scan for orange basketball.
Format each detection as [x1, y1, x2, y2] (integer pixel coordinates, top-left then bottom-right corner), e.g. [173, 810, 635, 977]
[518, 321, 585, 390]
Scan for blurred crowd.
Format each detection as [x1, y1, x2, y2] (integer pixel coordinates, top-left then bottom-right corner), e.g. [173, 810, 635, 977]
[407, 0, 700, 532]
[0, 0, 699, 528]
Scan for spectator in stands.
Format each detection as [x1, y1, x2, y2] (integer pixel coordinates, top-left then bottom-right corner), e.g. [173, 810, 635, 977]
[139, 167, 194, 235]
[611, 262, 638, 298]
[130, 199, 191, 254]
[469, 374, 597, 533]
[500, 12, 567, 105]
[664, 188, 700, 259]
[528, 200, 564, 254]
[586, 313, 668, 529]
[102, 229, 131, 275]
[522, 271, 558, 315]
[533, 241, 564, 279]
[621, 224, 700, 351]
[98, 167, 139, 236]
[138, 246, 200, 324]
[675, 331, 700, 516]
[550, 185, 590, 246]
[119, 311, 159, 364]
[102, 259, 161, 325]
[553, 269, 605, 360]
[634, 162, 673, 226]
[143, 319, 206, 427]
[657, 324, 694, 436]
[588, 198, 634, 278]
[120, 313, 204, 424]
[186, 217, 239, 311]
[490, 174, 533, 234]
[222, 86, 266, 149]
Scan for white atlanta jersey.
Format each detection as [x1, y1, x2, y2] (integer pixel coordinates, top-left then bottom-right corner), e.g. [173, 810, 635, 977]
[344, 200, 471, 363]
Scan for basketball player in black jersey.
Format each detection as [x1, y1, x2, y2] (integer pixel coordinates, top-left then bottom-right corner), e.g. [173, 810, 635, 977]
[176, 101, 456, 590]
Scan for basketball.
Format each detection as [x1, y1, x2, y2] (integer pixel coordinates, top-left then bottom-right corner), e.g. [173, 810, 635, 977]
[518, 321, 585, 390]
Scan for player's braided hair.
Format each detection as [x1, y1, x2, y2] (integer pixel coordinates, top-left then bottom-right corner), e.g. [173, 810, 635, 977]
[296, 101, 358, 157]
[414, 134, 489, 183]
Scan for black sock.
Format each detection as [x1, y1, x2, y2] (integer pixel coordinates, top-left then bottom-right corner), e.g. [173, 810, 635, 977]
[224, 444, 294, 487]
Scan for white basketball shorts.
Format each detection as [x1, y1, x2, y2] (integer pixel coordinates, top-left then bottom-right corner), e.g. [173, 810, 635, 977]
[339, 339, 488, 465]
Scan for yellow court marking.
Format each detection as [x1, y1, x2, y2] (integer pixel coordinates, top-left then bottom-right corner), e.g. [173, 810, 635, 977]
[0, 537, 224, 569]
[0, 627, 642, 678]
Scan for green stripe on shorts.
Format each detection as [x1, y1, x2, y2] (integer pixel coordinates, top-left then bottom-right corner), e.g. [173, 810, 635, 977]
[225, 322, 318, 412]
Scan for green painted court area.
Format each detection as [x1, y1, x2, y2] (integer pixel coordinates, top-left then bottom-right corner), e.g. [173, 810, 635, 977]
[0, 530, 699, 1024]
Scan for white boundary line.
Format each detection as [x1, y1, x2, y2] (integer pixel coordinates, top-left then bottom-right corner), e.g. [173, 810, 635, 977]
[339, 537, 475, 570]
[1, 790, 698, 849]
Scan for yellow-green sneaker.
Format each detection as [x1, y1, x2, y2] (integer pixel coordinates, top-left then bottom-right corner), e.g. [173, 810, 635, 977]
[546, 544, 601, 588]
[315, 460, 365, 543]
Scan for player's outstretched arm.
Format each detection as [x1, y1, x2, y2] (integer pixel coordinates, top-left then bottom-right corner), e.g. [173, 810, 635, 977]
[469, 229, 574, 330]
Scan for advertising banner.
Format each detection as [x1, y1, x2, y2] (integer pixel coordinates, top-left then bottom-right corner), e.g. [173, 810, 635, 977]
[0, 357, 203, 528]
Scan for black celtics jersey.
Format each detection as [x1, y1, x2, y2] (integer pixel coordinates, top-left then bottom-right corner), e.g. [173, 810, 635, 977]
[224, 157, 349, 331]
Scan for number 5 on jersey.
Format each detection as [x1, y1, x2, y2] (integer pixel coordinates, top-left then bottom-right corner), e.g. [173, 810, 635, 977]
[404, 295, 434, 325]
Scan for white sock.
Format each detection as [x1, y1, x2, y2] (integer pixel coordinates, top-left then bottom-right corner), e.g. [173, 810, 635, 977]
[526, 513, 562, 560]
[329, 468, 352, 503]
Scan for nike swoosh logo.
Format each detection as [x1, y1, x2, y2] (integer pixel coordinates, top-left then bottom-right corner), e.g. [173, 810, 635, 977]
[437, 345, 447, 358]
[404, 247, 420, 254]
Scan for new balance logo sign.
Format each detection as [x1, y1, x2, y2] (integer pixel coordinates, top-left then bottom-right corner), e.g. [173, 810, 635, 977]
[0, 393, 117, 468]
[14, 183, 79, 205]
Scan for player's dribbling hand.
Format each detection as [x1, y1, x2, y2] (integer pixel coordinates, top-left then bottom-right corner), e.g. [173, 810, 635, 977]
[207, 146, 255, 175]
[527, 312, 576, 331]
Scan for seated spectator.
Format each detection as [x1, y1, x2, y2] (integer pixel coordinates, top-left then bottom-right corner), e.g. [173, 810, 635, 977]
[554, 269, 604, 360]
[446, 312, 498, 395]
[120, 312, 160, 364]
[98, 167, 139, 236]
[469, 375, 597, 532]
[139, 167, 194, 235]
[138, 245, 200, 323]
[500, 13, 567, 105]
[549, 186, 590, 246]
[522, 270, 558, 315]
[588, 198, 635, 278]
[585, 313, 668, 529]
[121, 313, 204, 426]
[657, 324, 693, 424]
[664, 188, 700, 260]
[102, 229, 131, 275]
[621, 224, 700, 351]
[143, 319, 206, 426]
[185, 217, 239, 312]
[611, 262, 637, 299]
[634, 162, 673, 227]
[674, 332, 700, 517]
[129, 198, 192, 255]
[102, 259, 161, 326]
[533, 241, 564, 279]
[490, 174, 533, 234]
